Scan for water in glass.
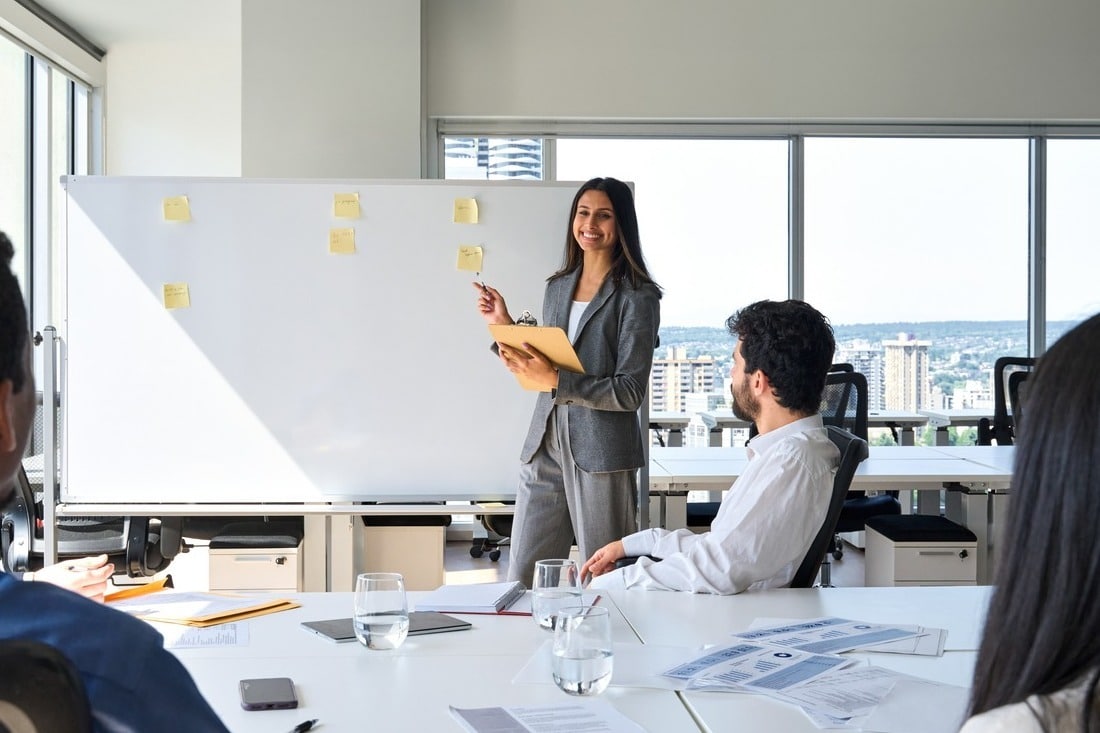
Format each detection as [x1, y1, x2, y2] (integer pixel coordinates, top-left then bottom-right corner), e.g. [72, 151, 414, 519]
[353, 572, 409, 650]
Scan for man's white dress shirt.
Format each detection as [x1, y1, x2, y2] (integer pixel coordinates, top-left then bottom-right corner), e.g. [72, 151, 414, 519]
[589, 414, 839, 594]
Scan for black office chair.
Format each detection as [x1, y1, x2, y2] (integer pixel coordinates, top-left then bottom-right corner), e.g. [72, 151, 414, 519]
[685, 364, 865, 529]
[0, 463, 183, 578]
[616, 426, 867, 589]
[0, 640, 91, 733]
[977, 356, 1035, 446]
[792, 426, 869, 588]
[826, 370, 901, 562]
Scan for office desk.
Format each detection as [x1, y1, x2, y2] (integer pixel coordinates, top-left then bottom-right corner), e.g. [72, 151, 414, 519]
[171, 591, 698, 732]
[605, 586, 986, 733]
[649, 447, 1012, 583]
[172, 586, 988, 733]
[649, 411, 693, 447]
[867, 410, 928, 446]
[919, 408, 994, 446]
[700, 410, 752, 447]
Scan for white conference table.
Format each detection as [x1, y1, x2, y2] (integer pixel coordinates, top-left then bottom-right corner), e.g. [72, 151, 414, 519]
[649, 446, 1013, 584]
[168, 586, 989, 733]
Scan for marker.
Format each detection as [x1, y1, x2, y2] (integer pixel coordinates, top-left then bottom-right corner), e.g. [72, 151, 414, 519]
[288, 719, 319, 733]
[476, 272, 487, 290]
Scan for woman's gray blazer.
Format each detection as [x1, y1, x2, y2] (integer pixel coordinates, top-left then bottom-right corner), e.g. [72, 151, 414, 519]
[519, 269, 661, 473]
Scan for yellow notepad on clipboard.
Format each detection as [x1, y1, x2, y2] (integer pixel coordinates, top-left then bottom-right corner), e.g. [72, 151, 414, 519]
[488, 324, 584, 392]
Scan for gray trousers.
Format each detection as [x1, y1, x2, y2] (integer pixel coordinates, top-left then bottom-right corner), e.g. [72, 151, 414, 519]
[506, 405, 638, 587]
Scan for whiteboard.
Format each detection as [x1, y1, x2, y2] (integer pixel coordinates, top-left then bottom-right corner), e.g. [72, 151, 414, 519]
[62, 177, 580, 503]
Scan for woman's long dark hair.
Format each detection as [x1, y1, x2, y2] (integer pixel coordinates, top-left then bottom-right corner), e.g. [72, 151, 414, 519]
[550, 177, 660, 293]
[968, 312, 1100, 731]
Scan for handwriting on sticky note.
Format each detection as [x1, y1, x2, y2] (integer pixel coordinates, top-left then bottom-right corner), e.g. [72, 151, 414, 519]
[457, 245, 483, 272]
[329, 228, 356, 254]
[163, 283, 191, 309]
[333, 192, 360, 219]
[163, 196, 191, 222]
[453, 198, 479, 224]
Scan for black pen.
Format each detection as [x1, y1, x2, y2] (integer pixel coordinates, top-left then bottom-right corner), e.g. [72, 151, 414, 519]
[288, 719, 318, 733]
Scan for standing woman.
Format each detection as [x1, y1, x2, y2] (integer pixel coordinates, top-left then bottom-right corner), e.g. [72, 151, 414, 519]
[473, 177, 661, 586]
[962, 312, 1100, 732]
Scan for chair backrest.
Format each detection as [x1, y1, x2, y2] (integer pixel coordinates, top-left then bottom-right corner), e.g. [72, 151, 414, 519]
[0, 639, 91, 733]
[789, 425, 869, 588]
[0, 464, 182, 577]
[1007, 369, 1030, 437]
[820, 370, 869, 441]
[979, 356, 1036, 446]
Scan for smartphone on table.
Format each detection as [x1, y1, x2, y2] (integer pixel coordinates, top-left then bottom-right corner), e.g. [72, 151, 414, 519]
[239, 677, 298, 710]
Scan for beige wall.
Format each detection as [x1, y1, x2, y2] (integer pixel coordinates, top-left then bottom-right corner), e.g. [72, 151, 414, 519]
[425, 0, 1100, 123]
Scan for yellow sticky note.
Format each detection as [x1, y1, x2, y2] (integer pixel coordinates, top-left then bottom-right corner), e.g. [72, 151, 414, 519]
[457, 245, 484, 272]
[333, 192, 360, 219]
[163, 283, 191, 309]
[329, 227, 356, 254]
[163, 196, 191, 222]
[453, 198, 479, 224]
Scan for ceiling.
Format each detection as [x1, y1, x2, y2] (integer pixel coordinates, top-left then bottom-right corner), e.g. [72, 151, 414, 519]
[33, 0, 238, 50]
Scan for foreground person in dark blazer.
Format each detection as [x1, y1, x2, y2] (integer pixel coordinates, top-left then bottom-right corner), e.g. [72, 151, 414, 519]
[474, 177, 661, 586]
[0, 230, 230, 733]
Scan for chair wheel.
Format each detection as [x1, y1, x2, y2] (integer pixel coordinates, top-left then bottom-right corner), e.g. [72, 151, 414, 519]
[489, 550, 501, 562]
[470, 546, 483, 558]
[832, 549, 843, 561]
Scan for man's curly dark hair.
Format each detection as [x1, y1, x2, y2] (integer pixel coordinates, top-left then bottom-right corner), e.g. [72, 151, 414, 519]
[726, 299, 835, 415]
[0, 231, 29, 394]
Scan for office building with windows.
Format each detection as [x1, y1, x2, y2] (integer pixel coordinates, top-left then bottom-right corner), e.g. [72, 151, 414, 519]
[883, 333, 932, 412]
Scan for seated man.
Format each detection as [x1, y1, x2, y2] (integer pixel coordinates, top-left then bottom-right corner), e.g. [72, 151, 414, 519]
[0, 230, 230, 732]
[581, 299, 839, 594]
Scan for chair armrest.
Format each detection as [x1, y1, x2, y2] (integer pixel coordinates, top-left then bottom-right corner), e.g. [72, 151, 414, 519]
[613, 555, 657, 570]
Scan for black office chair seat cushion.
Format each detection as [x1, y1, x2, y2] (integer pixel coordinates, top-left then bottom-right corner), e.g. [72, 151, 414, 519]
[834, 494, 901, 534]
[209, 520, 304, 549]
[865, 514, 976, 543]
[685, 501, 721, 527]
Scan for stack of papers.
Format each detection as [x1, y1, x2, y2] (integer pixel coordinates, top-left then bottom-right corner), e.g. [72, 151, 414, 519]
[107, 590, 299, 628]
[415, 580, 527, 615]
[659, 617, 963, 731]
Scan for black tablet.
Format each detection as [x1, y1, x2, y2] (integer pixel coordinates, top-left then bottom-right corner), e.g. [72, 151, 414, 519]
[301, 612, 471, 643]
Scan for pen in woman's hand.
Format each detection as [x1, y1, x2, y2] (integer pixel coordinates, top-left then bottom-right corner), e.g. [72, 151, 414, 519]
[288, 719, 318, 733]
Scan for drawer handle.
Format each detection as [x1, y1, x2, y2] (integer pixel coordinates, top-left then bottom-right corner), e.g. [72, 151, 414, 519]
[917, 550, 970, 559]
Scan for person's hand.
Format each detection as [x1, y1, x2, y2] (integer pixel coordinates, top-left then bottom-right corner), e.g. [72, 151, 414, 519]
[472, 282, 513, 326]
[28, 554, 114, 602]
[580, 540, 626, 584]
[499, 343, 559, 390]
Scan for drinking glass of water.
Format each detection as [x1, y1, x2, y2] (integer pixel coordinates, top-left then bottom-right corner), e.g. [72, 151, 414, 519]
[552, 605, 613, 696]
[531, 559, 582, 630]
[353, 572, 409, 650]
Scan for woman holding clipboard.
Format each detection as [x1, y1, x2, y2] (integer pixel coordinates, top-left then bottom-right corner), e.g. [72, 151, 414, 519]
[472, 177, 661, 587]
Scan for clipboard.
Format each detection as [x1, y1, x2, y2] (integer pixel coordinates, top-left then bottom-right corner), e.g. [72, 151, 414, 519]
[488, 324, 584, 392]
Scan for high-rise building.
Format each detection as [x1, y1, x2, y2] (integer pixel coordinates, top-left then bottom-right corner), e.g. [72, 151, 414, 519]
[882, 333, 932, 411]
[444, 137, 543, 180]
[650, 347, 717, 413]
[835, 340, 885, 410]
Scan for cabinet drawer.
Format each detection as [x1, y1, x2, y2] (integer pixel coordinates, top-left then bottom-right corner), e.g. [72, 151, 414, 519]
[209, 547, 301, 591]
[894, 545, 975, 582]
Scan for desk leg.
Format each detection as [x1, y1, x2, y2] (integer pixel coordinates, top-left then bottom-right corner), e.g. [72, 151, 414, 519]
[901, 427, 915, 447]
[709, 428, 723, 448]
[936, 427, 950, 446]
[664, 492, 688, 531]
[917, 489, 942, 515]
[667, 428, 683, 448]
[302, 514, 328, 591]
[945, 489, 993, 584]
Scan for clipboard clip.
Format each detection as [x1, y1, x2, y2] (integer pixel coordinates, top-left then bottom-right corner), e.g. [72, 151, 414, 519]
[515, 310, 538, 326]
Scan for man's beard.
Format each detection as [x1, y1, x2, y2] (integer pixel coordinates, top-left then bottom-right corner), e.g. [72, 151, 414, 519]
[730, 379, 759, 423]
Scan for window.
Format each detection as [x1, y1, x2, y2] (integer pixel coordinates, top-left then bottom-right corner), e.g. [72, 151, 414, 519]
[1046, 139, 1100, 345]
[0, 36, 27, 286]
[804, 138, 1029, 441]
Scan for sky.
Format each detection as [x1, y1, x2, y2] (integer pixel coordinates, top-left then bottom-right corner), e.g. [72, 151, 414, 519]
[556, 138, 1100, 328]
